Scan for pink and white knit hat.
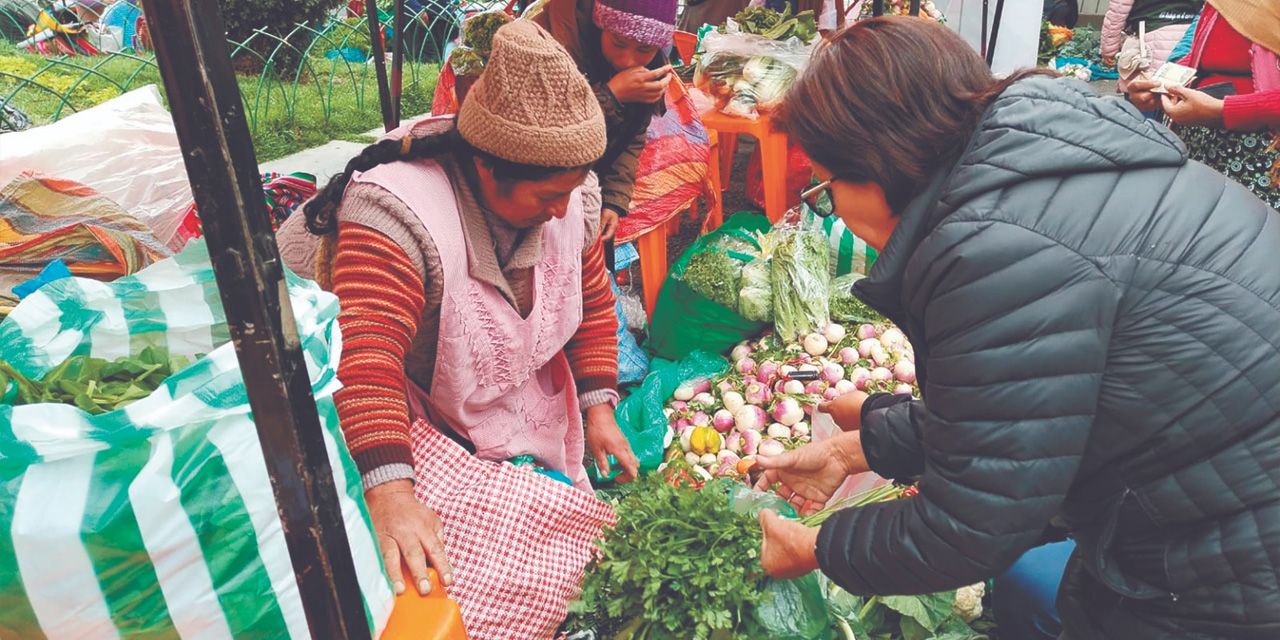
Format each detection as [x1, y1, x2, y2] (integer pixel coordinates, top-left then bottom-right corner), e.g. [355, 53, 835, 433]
[592, 0, 678, 48]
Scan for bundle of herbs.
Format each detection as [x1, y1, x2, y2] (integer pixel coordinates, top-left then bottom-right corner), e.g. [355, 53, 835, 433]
[566, 470, 773, 640]
[829, 274, 886, 325]
[0, 346, 192, 415]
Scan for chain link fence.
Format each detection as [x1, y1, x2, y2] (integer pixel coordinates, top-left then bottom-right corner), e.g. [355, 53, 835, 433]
[0, 1, 475, 159]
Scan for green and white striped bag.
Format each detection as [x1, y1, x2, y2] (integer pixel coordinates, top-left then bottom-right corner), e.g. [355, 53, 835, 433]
[800, 200, 878, 277]
[0, 240, 395, 639]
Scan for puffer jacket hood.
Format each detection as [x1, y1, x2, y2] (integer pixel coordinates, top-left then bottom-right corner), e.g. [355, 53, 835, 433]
[824, 76, 1280, 640]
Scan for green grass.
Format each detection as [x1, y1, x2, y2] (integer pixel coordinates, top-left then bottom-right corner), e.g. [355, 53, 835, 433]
[0, 41, 437, 162]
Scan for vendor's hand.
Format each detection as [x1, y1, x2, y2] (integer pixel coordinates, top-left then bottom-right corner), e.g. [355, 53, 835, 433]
[586, 404, 640, 483]
[1162, 84, 1225, 128]
[817, 390, 869, 432]
[1126, 78, 1162, 113]
[753, 432, 868, 514]
[365, 480, 454, 596]
[599, 208, 619, 243]
[759, 509, 821, 579]
[608, 65, 671, 105]
[1102, 53, 1116, 68]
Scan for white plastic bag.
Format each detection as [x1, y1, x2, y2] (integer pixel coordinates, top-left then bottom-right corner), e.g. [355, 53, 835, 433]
[0, 86, 194, 251]
[811, 410, 889, 502]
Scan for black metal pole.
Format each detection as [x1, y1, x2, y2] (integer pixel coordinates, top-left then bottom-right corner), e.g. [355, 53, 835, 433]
[136, 2, 374, 639]
[392, 0, 406, 124]
[980, 0, 989, 59]
[985, 0, 1005, 67]
[909, 0, 920, 16]
[367, 0, 397, 131]
[873, 0, 884, 17]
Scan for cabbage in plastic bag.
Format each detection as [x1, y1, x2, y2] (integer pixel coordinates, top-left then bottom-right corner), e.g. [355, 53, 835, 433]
[738, 257, 773, 322]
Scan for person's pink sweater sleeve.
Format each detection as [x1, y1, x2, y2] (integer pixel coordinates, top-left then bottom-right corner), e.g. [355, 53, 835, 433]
[1222, 90, 1280, 131]
[1101, 0, 1134, 58]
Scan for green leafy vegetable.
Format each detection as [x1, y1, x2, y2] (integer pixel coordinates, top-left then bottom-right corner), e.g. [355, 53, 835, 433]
[771, 230, 831, 340]
[684, 249, 748, 312]
[462, 11, 513, 59]
[567, 474, 771, 639]
[0, 347, 192, 415]
[738, 258, 773, 322]
[1056, 24, 1104, 68]
[724, 4, 818, 45]
[829, 279, 885, 325]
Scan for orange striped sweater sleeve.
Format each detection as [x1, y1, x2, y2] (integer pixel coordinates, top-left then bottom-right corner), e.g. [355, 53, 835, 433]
[331, 222, 425, 483]
[564, 234, 621, 408]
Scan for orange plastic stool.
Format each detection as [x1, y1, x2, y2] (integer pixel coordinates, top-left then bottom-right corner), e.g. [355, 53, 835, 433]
[700, 110, 789, 223]
[380, 569, 468, 640]
[636, 217, 669, 321]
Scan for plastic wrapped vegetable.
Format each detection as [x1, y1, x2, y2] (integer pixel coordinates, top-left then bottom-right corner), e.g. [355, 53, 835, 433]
[771, 230, 831, 340]
[450, 11, 513, 78]
[829, 273, 885, 324]
[449, 46, 485, 77]
[738, 258, 773, 322]
[684, 248, 747, 312]
[695, 31, 813, 118]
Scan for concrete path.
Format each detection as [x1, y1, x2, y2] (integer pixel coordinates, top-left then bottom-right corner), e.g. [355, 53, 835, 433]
[258, 117, 428, 182]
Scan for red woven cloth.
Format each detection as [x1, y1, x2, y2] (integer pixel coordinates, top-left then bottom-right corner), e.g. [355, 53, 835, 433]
[411, 418, 615, 640]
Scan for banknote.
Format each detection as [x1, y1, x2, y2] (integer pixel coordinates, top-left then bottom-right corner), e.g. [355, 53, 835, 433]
[1150, 62, 1197, 93]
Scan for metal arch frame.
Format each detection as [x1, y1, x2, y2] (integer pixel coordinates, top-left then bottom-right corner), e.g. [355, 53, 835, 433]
[135, 1, 375, 638]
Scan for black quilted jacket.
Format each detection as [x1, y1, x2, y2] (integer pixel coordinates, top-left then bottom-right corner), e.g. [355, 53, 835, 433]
[816, 77, 1280, 639]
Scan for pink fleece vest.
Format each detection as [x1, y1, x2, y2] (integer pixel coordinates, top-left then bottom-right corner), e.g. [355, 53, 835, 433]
[351, 117, 591, 490]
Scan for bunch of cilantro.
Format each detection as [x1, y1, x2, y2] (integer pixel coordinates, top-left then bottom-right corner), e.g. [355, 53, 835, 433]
[567, 475, 771, 640]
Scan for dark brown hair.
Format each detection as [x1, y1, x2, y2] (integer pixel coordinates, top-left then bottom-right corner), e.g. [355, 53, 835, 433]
[777, 17, 1053, 212]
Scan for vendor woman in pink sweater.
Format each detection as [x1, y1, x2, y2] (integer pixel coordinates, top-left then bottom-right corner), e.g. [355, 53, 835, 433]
[1101, 0, 1201, 92]
[1128, 0, 1280, 208]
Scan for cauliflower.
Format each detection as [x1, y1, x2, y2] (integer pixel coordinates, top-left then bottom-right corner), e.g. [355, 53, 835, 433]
[953, 582, 985, 622]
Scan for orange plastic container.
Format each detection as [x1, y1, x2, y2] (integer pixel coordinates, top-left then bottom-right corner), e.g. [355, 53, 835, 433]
[379, 569, 468, 640]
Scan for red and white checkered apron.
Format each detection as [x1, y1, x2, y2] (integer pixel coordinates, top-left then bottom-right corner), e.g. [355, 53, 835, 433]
[411, 419, 615, 640]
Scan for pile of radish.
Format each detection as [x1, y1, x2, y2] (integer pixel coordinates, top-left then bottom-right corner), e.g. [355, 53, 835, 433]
[660, 322, 919, 481]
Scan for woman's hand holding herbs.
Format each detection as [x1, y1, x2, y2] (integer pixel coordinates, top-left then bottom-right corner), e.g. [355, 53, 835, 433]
[365, 479, 454, 596]
[753, 431, 868, 514]
[586, 404, 640, 483]
[758, 509, 821, 579]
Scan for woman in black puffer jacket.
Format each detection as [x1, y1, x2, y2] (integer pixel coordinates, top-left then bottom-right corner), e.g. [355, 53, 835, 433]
[753, 17, 1280, 640]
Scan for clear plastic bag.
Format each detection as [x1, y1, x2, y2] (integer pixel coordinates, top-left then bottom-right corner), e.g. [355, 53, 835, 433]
[694, 31, 814, 118]
[0, 87, 194, 251]
[738, 257, 773, 322]
[770, 227, 831, 340]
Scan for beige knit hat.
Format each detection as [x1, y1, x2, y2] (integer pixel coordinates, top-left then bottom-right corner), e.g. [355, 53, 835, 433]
[457, 20, 607, 168]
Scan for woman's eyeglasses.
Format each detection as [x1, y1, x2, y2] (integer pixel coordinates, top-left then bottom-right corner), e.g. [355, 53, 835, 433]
[800, 178, 836, 218]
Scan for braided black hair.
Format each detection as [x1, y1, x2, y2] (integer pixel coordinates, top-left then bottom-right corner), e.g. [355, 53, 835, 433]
[303, 123, 589, 236]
